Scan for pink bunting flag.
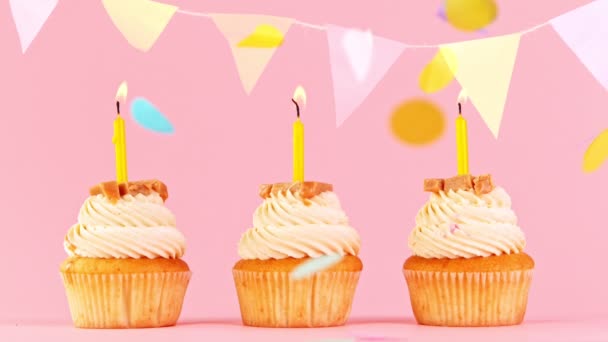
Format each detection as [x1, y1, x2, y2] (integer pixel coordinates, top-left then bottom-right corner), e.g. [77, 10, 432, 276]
[551, 0, 608, 91]
[326, 25, 406, 127]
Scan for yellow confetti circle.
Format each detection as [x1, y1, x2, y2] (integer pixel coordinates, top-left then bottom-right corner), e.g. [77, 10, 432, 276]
[419, 49, 458, 93]
[446, 0, 498, 31]
[390, 99, 446, 145]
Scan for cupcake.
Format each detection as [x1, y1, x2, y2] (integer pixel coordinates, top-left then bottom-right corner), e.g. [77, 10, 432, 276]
[60, 180, 191, 328]
[233, 181, 362, 327]
[403, 174, 534, 327]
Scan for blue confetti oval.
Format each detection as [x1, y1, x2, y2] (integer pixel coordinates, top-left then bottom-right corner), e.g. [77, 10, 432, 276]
[130, 97, 175, 134]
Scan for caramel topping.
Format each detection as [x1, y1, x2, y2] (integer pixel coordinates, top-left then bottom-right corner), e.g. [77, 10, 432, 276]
[473, 174, 494, 195]
[444, 174, 474, 192]
[259, 181, 333, 199]
[89, 179, 168, 203]
[423, 178, 444, 193]
[423, 174, 495, 195]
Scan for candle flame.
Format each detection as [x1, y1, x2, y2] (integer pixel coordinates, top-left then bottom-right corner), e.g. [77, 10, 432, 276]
[292, 86, 307, 107]
[457, 88, 469, 103]
[115, 81, 128, 103]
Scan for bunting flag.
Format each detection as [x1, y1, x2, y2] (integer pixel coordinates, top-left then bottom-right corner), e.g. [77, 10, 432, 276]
[327, 25, 406, 127]
[342, 29, 374, 83]
[102, 0, 177, 52]
[440, 33, 521, 138]
[211, 14, 294, 94]
[551, 0, 608, 91]
[9, 0, 58, 53]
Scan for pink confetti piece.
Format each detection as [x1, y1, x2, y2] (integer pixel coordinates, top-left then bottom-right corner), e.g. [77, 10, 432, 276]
[437, 5, 447, 20]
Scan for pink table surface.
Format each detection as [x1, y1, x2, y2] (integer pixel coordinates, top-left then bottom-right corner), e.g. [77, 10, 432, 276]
[2, 317, 607, 342]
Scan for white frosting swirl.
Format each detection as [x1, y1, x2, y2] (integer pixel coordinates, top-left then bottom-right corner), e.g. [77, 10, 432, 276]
[64, 193, 186, 259]
[238, 191, 360, 260]
[408, 187, 525, 259]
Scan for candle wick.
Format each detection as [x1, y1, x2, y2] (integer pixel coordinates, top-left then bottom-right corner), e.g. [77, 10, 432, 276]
[292, 98, 300, 118]
[458, 102, 462, 115]
[116, 101, 121, 115]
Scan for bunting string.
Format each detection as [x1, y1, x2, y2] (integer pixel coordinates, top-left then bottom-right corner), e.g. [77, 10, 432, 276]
[10, 0, 608, 139]
[175, 7, 552, 47]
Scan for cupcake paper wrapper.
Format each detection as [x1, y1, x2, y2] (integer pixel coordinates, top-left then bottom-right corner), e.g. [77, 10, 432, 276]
[404, 269, 533, 327]
[61, 271, 191, 328]
[233, 269, 360, 327]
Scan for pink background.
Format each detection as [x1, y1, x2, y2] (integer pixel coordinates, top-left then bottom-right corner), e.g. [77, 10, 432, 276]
[1, 0, 607, 326]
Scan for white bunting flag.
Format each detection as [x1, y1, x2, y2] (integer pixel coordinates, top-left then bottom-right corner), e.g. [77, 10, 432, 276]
[211, 14, 294, 94]
[551, 0, 608, 91]
[441, 33, 521, 138]
[9, 0, 58, 53]
[327, 25, 405, 127]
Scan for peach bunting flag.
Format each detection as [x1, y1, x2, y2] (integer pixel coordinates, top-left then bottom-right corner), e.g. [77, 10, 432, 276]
[102, 0, 177, 52]
[211, 14, 294, 94]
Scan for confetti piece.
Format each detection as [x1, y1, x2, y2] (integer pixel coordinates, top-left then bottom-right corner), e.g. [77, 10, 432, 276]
[389, 98, 446, 146]
[445, 0, 498, 31]
[583, 128, 608, 173]
[130, 97, 174, 134]
[418, 49, 458, 93]
[237, 24, 285, 48]
[437, 4, 447, 20]
[291, 254, 344, 280]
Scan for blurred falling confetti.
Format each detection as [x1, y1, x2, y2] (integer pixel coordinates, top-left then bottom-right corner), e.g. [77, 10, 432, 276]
[290, 254, 344, 280]
[237, 24, 285, 47]
[419, 49, 458, 93]
[130, 97, 175, 134]
[445, 0, 498, 31]
[390, 98, 446, 146]
[583, 128, 608, 173]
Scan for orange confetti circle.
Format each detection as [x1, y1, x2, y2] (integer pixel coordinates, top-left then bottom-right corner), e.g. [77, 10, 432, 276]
[390, 99, 446, 146]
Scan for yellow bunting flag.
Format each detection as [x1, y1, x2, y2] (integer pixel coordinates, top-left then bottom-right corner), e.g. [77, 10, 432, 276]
[446, 0, 498, 31]
[418, 49, 458, 93]
[441, 33, 520, 138]
[211, 14, 294, 94]
[583, 129, 608, 173]
[238, 24, 285, 48]
[102, 0, 177, 52]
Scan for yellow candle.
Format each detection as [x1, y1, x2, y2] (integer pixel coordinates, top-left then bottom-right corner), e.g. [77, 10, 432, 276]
[113, 110, 128, 183]
[293, 118, 304, 182]
[456, 103, 469, 175]
[292, 86, 306, 182]
[114, 81, 128, 183]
